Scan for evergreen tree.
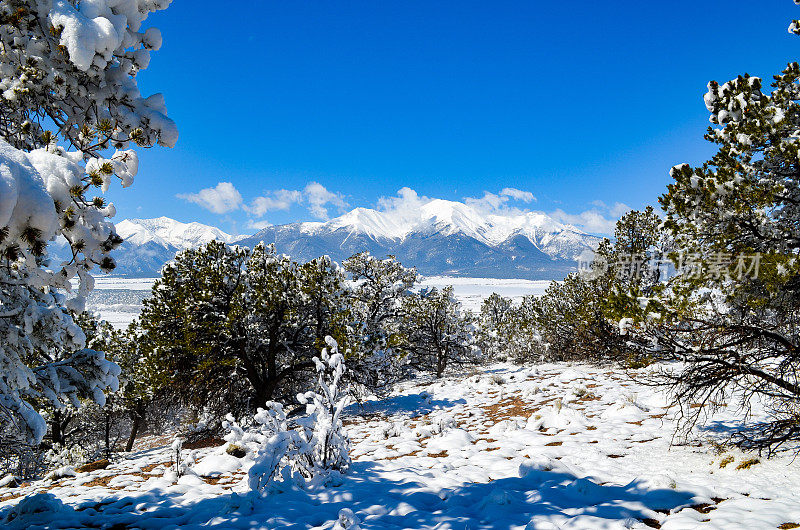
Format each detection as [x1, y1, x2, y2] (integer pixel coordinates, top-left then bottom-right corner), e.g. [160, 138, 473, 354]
[139, 242, 350, 419]
[402, 286, 476, 378]
[631, 2, 800, 450]
[476, 294, 516, 361]
[343, 252, 417, 393]
[0, 0, 175, 445]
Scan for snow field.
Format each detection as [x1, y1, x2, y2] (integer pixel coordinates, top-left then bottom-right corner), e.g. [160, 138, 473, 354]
[79, 276, 552, 328]
[2, 363, 799, 529]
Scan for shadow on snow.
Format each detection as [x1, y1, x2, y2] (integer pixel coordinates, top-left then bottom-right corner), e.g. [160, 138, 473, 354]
[347, 392, 467, 418]
[2, 458, 699, 529]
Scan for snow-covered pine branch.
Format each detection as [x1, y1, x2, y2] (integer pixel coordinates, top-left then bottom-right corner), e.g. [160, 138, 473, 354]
[0, 0, 175, 445]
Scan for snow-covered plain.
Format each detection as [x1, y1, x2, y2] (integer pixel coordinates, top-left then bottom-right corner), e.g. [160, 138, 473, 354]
[81, 276, 552, 328]
[3, 363, 799, 529]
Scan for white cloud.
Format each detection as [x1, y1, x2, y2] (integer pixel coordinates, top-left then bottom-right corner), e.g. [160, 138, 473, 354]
[549, 201, 632, 235]
[246, 219, 273, 231]
[465, 191, 508, 212]
[609, 202, 632, 218]
[463, 188, 537, 213]
[245, 189, 302, 216]
[304, 181, 348, 220]
[377, 187, 430, 212]
[500, 187, 536, 203]
[238, 182, 348, 221]
[177, 182, 242, 214]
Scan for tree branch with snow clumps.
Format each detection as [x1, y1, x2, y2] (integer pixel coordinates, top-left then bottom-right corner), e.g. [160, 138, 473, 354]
[0, 0, 175, 444]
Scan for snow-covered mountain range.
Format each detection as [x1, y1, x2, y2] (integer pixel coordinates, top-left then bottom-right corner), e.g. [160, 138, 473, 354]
[115, 217, 236, 249]
[87, 200, 602, 279]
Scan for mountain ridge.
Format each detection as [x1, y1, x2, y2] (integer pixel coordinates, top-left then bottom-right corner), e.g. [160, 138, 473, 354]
[85, 199, 602, 279]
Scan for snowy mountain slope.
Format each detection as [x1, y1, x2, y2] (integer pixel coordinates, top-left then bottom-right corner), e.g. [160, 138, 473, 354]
[3, 362, 798, 529]
[83, 200, 601, 279]
[115, 217, 235, 249]
[296, 198, 595, 255]
[46, 218, 236, 277]
[238, 199, 601, 280]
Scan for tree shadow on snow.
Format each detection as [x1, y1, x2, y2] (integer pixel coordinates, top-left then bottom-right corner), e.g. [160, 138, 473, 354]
[2, 458, 701, 529]
[347, 392, 466, 418]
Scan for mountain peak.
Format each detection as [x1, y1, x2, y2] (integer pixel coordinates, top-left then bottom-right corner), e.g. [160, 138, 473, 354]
[295, 197, 590, 248]
[110, 200, 601, 279]
[117, 217, 234, 250]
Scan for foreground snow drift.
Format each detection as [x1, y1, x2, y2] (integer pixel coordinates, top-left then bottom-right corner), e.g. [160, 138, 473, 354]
[2, 363, 799, 529]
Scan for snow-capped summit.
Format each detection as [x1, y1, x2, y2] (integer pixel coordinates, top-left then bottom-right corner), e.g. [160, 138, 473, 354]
[85, 217, 237, 277]
[238, 199, 601, 280]
[101, 199, 601, 279]
[116, 217, 235, 250]
[301, 198, 592, 252]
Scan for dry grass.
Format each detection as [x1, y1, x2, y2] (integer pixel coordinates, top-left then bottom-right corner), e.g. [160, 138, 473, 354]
[736, 458, 760, 470]
[0, 492, 25, 502]
[570, 394, 601, 404]
[545, 441, 563, 447]
[778, 523, 800, 529]
[427, 450, 449, 458]
[383, 450, 420, 461]
[480, 396, 539, 424]
[81, 475, 120, 489]
[691, 503, 717, 514]
[132, 434, 173, 451]
[76, 459, 110, 473]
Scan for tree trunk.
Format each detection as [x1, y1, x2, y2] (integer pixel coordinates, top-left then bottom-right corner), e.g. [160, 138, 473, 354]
[125, 401, 145, 452]
[51, 409, 69, 446]
[104, 411, 112, 458]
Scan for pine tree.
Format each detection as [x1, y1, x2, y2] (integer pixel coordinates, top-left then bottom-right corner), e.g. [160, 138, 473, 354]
[0, 0, 175, 445]
[139, 242, 351, 418]
[402, 286, 476, 378]
[476, 294, 516, 361]
[343, 252, 417, 393]
[641, 2, 800, 450]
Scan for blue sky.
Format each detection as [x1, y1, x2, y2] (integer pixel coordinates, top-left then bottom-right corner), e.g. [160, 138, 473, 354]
[117, 0, 800, 235]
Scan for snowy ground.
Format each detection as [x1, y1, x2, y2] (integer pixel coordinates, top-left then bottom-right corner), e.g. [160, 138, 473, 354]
[3, 363, 799, 529]
[79, 276, 551, 329]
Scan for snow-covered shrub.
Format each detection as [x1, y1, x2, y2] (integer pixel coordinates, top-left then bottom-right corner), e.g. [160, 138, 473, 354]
[44, 444, 85, 472]
[333, 508, 361, 530]
[296, 337, 352, 474]
[0, 439, 47, 480]
[171, 436, 184, 477]
[224, 337, 352, 494]
[223, 403, 296, 491]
